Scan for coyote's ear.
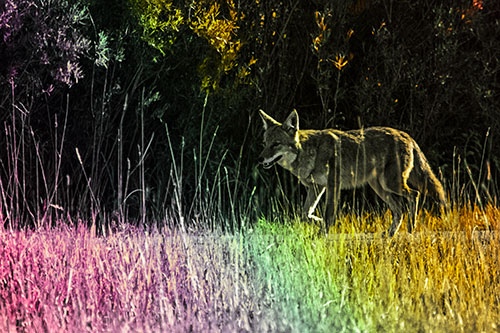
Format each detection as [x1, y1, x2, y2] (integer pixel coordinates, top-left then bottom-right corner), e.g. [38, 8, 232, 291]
[259, 109, 281, 130]
[283, 109, 299, 132]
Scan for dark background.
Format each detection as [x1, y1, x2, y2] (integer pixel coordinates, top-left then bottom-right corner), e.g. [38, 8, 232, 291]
[0, 0, 498, 229]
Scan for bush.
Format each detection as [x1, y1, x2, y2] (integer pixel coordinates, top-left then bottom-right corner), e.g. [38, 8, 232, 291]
[0, 0, 92, 97]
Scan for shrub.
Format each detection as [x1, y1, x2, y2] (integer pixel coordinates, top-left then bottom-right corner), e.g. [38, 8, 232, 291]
[0, 0, 92, 96]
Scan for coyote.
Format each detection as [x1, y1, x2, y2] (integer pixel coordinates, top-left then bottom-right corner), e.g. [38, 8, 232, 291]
[258, 109, 446, 236]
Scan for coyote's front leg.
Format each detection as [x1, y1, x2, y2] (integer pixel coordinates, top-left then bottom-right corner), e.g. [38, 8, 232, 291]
[302, 185, 325, 223]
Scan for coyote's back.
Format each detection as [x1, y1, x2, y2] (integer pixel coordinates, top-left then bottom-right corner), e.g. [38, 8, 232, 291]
[258, 109, 446, 237]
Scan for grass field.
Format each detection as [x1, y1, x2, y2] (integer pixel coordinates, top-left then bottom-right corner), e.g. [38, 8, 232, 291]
[1, 205, 499, 332]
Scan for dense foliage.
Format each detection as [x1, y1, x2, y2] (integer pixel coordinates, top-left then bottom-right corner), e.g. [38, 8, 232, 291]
[0, 0, 498, 228]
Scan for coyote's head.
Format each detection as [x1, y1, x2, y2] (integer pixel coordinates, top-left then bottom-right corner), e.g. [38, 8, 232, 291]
[258, 110, 300, 169]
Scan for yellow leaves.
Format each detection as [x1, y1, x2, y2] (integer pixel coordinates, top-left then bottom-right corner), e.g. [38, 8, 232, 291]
[237, 56, 258, 82]
[191, 0, 257, 91]
[473, 0, 484, 10]
[461, 0, 484, 23]
[237, 67, 250, 79]
[228, 0, 237, 20]
[221, 40, 242, 72]
[131, 0, 253, 90]
[312, 12, 355, 71]
[329, 54, 349, 71]
[371, 21, 386, 36]
[191, 1, 239, 56]
[313, 35, 322, 52]
[248, 56, 258, 66]
[312, 11, 328, 52]
[130, 0, 184, 54]
[200, 70, 217, 91]
[315, 11, 327, 31]
[346, 28, 354, 40]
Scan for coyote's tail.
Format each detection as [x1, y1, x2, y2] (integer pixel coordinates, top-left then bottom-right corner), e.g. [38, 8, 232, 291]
[413, 147, 448, 208]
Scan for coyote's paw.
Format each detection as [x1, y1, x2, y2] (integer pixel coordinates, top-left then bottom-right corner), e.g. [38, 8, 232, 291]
[306, 212, 323, 222]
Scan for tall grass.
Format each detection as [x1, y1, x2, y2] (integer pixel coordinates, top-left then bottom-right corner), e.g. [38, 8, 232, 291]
[1, 207, 499, 331]
[1, 86, 499, 331]
[0, 225, 258, 331]
[251, 213, 500, 332]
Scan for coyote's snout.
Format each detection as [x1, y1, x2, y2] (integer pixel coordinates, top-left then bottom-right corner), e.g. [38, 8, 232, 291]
[258, 150, 283, 169]
[258, 109, 446, 237]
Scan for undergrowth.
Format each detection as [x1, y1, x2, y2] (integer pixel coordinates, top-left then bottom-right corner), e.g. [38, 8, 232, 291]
[1, 206, 499, 332]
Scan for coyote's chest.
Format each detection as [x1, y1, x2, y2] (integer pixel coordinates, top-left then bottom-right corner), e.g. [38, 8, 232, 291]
[283, 150, 329, 187]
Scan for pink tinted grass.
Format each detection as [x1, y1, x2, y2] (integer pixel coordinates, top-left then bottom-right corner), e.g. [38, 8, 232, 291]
[0, 223, 256, 332]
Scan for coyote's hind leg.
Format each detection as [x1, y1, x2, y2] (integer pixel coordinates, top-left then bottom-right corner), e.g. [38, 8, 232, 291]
[368, 179, 404, 237]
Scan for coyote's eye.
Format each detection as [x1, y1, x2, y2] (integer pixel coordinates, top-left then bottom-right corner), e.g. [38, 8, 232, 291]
[271, 143, 280, 149]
